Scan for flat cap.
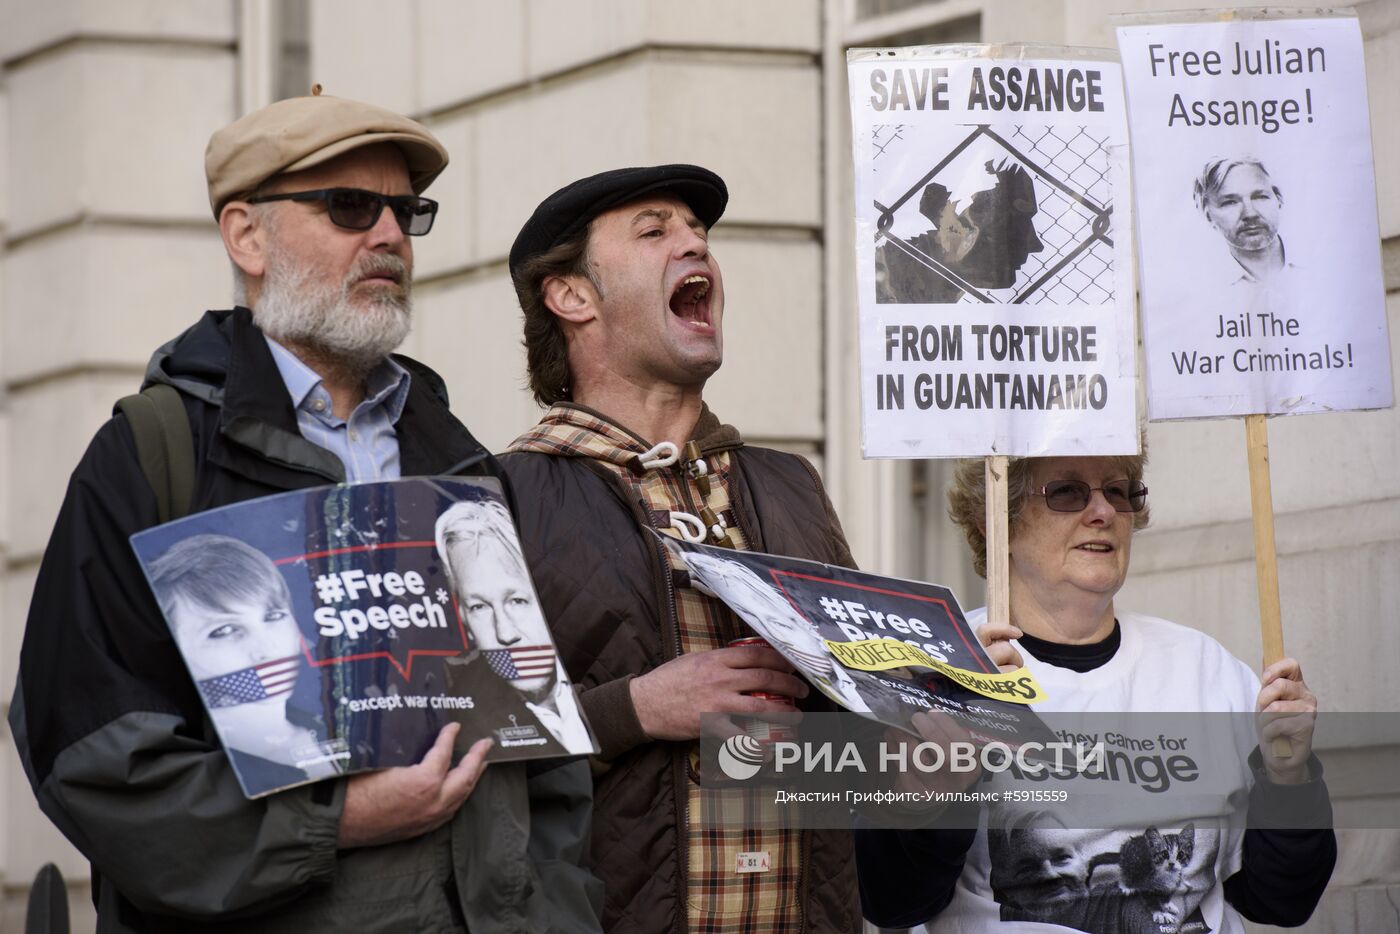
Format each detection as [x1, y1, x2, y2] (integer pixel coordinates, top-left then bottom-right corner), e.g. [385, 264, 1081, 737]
[509, 164, 728, 280]
[205, 89, 449, 218]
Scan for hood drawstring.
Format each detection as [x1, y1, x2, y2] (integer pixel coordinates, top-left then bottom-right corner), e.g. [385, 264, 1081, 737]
[636, 441, 679, 470]
[668, 511, 707, 543]
[635, 440, 736, 548]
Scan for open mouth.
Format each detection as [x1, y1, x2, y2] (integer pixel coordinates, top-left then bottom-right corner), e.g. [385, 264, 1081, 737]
[669, 274, 712, 328]
[1076, 542, 1114, 553]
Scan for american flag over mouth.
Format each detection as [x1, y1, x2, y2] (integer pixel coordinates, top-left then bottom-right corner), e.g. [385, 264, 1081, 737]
[197, 655, 301, 709]
[483, 646, 555, 681]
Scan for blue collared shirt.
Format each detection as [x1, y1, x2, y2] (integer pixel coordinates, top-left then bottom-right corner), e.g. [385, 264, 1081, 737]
[265, 336, 411, 482]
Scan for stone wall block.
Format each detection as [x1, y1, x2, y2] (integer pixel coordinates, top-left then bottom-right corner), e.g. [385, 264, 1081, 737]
[0, 737, 90, 885]
[0, 0, 233, 65]
[308, 0, 418, 118]
[1365, 26, 1399, 238]
[413, 271, 538, 453]
[0, 84, 9, 227]
[704, 235, 822, 440]
[7, 374, 148, 561]
[5, 53, 82, 234]
[524, 0, 647, 77]
[2, 227, 229, 386]
[472, 66, 648, 263]
[648, 61, 820, 230]
[646, 0, 820, 51]
[7, 46, 234, 236]
[413, 115, 474, 280]
[0, 408, 8, 555]
[1141, 418, 1256, 528]
[1119, 539, 1400, 711]
[1, 564, 34, 730]
[471, 59, 819, 264]
[525, 0, 818, 79]
[417, 0, 526, 110]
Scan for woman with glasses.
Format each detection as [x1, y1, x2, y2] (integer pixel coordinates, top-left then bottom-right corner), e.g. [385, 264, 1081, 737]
[855, 452, 1336, 933]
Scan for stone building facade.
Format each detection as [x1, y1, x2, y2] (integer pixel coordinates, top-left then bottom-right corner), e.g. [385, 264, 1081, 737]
[1, 1, 1395, 929]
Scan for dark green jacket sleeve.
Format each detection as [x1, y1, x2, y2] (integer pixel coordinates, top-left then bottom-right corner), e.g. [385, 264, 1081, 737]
[10, 417, 342, 919]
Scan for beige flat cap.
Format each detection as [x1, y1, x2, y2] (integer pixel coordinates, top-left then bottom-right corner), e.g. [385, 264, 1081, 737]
[205, 89, 448, 218]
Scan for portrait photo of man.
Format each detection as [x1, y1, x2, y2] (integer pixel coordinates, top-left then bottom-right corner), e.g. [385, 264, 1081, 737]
[435, 499, 594, 757]
[1193, 157, 1292, 287]
[148, 534, 348, 791]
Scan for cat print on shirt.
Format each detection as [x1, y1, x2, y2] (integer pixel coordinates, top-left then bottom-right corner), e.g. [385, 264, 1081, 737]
[989, 825, 1220, 933]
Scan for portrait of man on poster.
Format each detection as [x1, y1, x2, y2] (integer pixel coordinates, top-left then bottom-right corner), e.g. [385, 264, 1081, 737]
[1193, 157, 1293, 287]
[435, 499, 594, 757]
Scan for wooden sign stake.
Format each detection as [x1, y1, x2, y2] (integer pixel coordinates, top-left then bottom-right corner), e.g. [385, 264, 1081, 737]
[986, 455, 1011, 630]
[1245, 413, 1290, 757]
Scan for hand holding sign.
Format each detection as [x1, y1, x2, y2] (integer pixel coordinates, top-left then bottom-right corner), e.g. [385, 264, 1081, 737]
[338, 724, 492, 849]
[629, 645, 809, 742]
[1255, 657, 1318, 785]
[975, 620, 1025, 674]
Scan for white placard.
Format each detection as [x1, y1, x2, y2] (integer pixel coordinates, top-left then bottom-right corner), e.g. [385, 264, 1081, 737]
[847, 46, 1139, 459]
[1117, 14, 1393, 420]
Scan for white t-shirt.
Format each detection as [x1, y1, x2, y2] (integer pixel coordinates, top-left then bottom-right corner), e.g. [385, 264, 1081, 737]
[929, 609, 1260, 934]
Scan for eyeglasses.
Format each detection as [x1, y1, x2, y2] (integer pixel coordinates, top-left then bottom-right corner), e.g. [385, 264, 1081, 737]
[1031, 479, 1148, 513]
[246, 188, 438, 236]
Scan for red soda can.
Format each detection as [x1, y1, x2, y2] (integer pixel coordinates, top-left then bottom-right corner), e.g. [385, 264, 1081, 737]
[729, 637, 797, 743]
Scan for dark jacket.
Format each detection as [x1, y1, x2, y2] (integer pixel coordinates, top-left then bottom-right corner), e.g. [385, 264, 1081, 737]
[500, 435, 861, 933]
[9, 308, 602, 933]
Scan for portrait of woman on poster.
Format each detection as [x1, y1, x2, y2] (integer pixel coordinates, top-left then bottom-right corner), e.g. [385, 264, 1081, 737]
[149, 534, 345, 791]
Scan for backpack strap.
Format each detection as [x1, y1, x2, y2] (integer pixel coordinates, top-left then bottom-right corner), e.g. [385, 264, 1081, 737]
[115, 384, 195, 523]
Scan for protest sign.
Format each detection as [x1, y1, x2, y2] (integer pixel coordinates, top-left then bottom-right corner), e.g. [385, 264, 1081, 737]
[847, 45, 1139, 458]
[660, 533, 1058, 752]
[1118, 12, 1392, 419]
[132, 477, 596, 798]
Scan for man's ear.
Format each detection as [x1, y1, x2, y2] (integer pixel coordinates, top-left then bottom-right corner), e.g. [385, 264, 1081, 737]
[541, 274, 597, 325]
[220, 201, 268, 279]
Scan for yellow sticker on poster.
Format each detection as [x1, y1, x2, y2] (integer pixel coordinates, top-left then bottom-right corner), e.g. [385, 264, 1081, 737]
[824, 637, 1047, 704]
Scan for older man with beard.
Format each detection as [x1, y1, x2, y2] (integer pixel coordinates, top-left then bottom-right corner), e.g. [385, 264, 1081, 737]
[10, 92, 602, 933]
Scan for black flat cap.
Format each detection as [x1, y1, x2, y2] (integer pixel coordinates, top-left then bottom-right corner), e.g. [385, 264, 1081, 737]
[509, 164, 728, 281]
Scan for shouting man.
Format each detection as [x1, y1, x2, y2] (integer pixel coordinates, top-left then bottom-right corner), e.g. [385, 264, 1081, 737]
[501, 165, 860, 932]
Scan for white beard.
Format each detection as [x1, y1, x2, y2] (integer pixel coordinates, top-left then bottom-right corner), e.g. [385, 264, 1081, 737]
[254, 247, 413, 374]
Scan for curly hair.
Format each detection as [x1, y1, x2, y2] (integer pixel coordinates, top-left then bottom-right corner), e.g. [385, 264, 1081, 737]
[947, 450, 1150, 579]
[512, 224, 600, 407]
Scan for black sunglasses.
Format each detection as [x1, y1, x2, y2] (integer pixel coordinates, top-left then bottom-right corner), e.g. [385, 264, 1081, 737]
[1031, 479, 1148, 513]
[247, 188, 438, 236]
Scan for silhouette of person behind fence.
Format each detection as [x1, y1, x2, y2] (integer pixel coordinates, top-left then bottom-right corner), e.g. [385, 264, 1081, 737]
[876, 159, 1043, 304]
